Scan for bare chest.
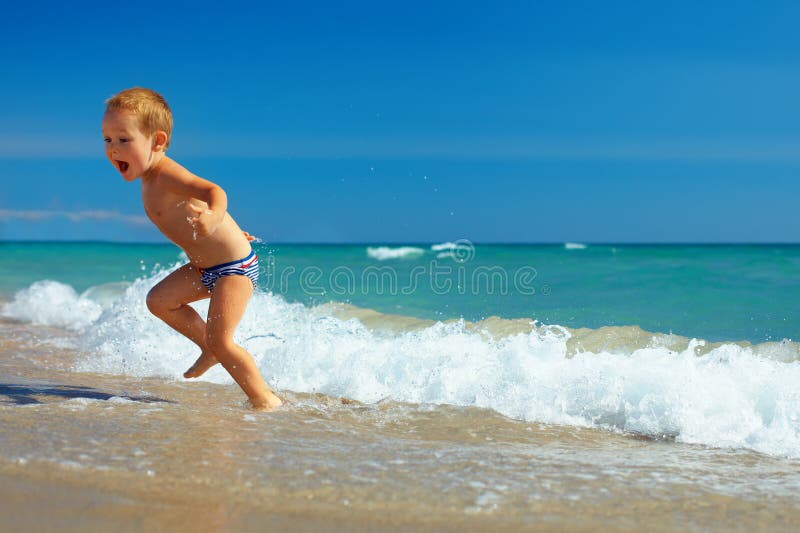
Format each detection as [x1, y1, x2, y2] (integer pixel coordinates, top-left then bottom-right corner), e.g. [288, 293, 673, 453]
[140, 185, 194, 232]
[142, 191, 173, 223]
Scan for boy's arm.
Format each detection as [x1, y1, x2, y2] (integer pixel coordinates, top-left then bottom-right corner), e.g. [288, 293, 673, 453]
[186, 192, 226, 237]
[158, 171, 228, 236]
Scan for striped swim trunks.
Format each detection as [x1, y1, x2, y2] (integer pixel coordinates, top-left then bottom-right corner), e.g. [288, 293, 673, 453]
[199, 251, 259, 292]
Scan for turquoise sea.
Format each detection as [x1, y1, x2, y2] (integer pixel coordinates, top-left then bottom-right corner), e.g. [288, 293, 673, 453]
[1, 240, 798, 343]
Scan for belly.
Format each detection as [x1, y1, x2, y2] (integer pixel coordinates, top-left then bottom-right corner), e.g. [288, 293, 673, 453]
[150, 212, 252, 268]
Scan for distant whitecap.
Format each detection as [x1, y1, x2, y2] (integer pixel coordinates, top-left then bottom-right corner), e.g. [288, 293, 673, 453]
[366, 246, 425, 261]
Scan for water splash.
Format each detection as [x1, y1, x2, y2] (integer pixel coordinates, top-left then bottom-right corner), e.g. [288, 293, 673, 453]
[4, 271, 800, 458]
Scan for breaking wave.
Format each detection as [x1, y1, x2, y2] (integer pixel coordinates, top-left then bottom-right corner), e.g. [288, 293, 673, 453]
[3, 269, 800, 459]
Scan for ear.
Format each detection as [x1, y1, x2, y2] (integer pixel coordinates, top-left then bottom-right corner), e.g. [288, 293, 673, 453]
[152, 131, 169, 152]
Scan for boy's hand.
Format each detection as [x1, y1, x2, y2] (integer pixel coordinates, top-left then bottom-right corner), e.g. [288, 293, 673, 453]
[186, 204, 222, 237]
[243, 231, 257, 242]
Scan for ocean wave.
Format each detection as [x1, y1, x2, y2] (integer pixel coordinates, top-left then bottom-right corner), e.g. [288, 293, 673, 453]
[430, 240, 475, 262]
[564, 242, 587, 250]
[366, 246, 426, 261]
[431, 242, 458, 252]
[4, 273, 800, 459]
[0, 280, 124, 330]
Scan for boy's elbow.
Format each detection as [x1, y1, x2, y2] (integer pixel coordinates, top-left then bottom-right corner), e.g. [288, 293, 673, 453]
[204, 185, 227, 211]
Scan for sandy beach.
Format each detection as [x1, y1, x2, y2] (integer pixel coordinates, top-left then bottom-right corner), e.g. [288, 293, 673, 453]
[2, 314, 800, 532]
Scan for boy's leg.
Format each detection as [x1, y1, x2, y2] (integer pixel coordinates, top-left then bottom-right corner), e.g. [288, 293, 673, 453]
[145, 264, 215, 377]
[206, 275, 282, 410]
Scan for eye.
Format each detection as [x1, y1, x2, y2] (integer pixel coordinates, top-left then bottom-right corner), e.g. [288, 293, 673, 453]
[120, 138, 129, 143]
[103, 137, 111, 143]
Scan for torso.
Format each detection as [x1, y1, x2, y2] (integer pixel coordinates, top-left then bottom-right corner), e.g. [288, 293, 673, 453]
[141, 162, 252, 268]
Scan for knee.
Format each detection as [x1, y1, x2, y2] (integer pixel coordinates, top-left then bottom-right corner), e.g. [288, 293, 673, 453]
[146, 288, 172, 317]
[206, 332, 236, 357]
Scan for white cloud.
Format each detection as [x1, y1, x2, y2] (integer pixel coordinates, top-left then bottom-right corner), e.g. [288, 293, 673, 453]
[0, 209, 148, 225]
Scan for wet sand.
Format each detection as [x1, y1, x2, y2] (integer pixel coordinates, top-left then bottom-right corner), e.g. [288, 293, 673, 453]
[2, 317, 800, 532]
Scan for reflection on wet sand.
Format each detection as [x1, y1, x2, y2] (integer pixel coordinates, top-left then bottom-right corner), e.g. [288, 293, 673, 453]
[0, 382, 174, 406]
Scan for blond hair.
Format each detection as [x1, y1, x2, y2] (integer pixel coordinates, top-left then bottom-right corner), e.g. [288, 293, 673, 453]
[105, 87, 173, 148]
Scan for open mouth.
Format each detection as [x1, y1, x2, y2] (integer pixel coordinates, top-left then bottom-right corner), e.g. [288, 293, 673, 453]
[116, 160, 129, 172]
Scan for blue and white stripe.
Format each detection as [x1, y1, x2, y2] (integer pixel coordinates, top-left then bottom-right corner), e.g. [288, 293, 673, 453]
[199, 251, 259, 292]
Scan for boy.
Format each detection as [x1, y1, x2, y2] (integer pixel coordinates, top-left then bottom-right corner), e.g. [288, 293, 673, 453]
[102, 87, 282, 411]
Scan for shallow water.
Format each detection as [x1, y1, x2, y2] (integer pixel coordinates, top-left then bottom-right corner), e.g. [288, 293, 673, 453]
[2, 318, 800, 531]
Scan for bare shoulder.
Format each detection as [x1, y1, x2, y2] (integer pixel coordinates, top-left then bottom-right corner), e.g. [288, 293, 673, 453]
[148, 158, 221, 198]
[151, 157, 200, 186]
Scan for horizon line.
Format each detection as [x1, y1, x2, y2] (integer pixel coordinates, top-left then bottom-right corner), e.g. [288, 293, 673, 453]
[2, 239, 799, 246]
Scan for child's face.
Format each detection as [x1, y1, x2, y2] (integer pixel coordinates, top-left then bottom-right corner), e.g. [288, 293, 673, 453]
[102, 109, 159, 181]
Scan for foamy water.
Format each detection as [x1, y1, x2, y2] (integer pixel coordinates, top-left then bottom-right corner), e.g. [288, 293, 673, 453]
[3, 268, 800, 459]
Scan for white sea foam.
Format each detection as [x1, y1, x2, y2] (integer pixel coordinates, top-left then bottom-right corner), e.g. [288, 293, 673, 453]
[366, 246, 425, 261]
[431, 241, 473, 260]
[5, 271, 800, 458]
[564, 242, 587, 250]
[1, 280, 104, 330]
[431, 242, 458, 252]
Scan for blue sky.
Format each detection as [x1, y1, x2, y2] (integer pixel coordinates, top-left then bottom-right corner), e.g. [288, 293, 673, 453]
[1, 1, 799, 243]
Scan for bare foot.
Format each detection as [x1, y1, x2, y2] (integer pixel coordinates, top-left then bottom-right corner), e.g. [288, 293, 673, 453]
[247, 390, 284, 412]
[183, 351, 219, 378]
